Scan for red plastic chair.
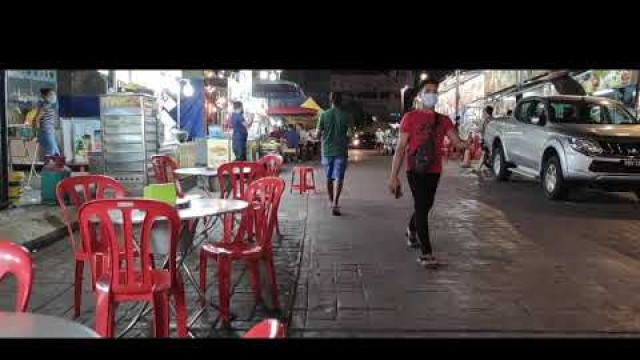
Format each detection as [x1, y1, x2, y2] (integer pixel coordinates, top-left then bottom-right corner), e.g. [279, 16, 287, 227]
[243, 319, 286, 338]
[199, 177, 285, 325]
[151, 155, 184, 197]
[78, 199, 187, 338]
[259, 155, 284, 177]
[217, 162, 266, 200]
[258, 155, 284, 235]
[218, 161, 266, 243]
[0, 241, 33, 312]
[56, 175, 127, 318]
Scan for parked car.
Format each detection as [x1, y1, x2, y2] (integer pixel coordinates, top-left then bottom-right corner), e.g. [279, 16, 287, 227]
[349, 132, 377, 149]
[484, 95, 640, 200]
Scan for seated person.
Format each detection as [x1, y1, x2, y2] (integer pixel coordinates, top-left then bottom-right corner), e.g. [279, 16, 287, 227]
[282, 125, 300, 162]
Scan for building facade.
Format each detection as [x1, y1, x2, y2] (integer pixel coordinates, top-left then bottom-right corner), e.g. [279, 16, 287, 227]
[330, 70, 415, 120]
[281, 70, 331, 108]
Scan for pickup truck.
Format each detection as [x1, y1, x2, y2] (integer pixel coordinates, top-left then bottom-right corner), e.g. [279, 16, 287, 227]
[483, 95, 640, 200]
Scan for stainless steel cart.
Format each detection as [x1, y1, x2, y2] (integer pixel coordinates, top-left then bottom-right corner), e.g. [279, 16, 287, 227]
[99, 94, 159, 196]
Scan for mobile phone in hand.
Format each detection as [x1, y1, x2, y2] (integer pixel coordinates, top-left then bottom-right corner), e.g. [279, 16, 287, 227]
[394, 184, 402, 199]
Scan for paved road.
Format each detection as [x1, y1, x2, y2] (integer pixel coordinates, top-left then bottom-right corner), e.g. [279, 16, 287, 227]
[291, 149, 640, 337]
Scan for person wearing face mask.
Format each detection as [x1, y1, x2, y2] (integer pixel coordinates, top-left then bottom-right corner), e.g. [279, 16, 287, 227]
[388, 78, 468, 268]
[229, 101, 253, 161]
[30, 88, 60, 156]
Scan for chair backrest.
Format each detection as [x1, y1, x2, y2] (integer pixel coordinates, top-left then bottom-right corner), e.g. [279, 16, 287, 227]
[56, 175, 127, 254]
[78, 199, 181, 294]
[259, 155, 284, 177]
[150, 155, 178, 184]
[0, 241, 33, 312]
[246, 177, 285, 248]
[151, 155, 185, 198]
[217, 162, 265, 200]
[243, 319, 286, 339]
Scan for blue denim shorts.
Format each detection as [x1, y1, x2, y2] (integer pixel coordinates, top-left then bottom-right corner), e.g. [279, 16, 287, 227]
[321, 155, 347, 181]
[38, 130, 60, 156]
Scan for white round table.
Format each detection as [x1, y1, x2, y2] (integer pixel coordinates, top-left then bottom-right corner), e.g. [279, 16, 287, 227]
[90, 198, 249, 254]
[0, 312, 100, 338]
[174, 167, 218, 177]
[174, 167, 253, 177]
[175, 167, 253, 195]
[178, 198, 248, 220]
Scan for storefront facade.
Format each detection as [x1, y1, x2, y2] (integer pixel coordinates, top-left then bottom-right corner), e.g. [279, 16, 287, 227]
[1, 70, 8, 209]
[574, 70, 638, 113]
[457, 72, 486, 136]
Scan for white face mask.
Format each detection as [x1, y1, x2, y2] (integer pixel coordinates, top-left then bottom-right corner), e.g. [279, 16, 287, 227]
[47, 92, 57, 104]
[420, 92, 438, 108]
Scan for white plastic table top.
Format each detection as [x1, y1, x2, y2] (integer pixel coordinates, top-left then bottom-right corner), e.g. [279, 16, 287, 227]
[174, 167, 252, 177]
[174, 167, 218, 177]
[96, 198, 249, 223]
[178, 198, 248, 220]
[0, 312, 100, 338]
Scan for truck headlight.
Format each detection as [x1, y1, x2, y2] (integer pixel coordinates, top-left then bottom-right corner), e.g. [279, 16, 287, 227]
[568, 138, 603, 156]
[353, 139, 361, 146]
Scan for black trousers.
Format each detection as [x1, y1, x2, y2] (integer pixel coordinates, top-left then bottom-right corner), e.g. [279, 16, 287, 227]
[407, 171, 441, 256]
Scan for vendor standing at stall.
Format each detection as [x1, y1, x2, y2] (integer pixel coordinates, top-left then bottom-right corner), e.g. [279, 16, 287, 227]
[229, 101, 253, 161]
[28, 88, 60, 156]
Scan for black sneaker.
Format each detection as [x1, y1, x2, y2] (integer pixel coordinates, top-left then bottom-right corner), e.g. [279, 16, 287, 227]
[405, 229, 419, 248]
[417, 255, 440, 269]
[332, 207, 342, 216]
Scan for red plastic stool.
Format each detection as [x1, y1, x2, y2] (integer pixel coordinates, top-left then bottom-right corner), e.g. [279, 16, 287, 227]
[290, 166, 316, 194]
[243, 319, 286, 338]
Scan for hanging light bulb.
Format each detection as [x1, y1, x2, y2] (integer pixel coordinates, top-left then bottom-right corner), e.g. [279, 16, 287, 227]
[260, 71, 268, 80]
[269, 71, 277, 81]
[420, 72, 428, 81]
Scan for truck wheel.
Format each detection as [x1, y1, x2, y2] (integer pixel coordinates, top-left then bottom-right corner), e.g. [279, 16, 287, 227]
[542, 155, 568, 200]
[492, 145, 510, 181]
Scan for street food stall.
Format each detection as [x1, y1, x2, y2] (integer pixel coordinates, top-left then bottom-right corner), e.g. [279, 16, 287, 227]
[266, 104, 319, 159]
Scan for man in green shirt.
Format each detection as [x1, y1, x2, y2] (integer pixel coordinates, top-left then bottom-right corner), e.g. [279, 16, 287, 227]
[316, 92, 352, 216]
